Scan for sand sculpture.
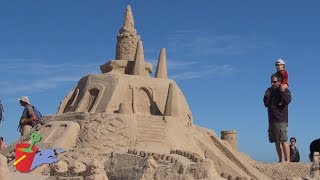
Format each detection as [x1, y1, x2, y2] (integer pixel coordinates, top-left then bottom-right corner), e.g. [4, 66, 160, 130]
[310, 152, 320, 178]
[1, 5, 316, 180]
[0, 154, 10, 180]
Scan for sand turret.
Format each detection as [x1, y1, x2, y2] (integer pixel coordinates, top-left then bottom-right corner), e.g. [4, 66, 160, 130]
[115, 5, 140, 61]
[221, 130, 238, 151]
[100, 6, 152, 75]
[155, 48, 167, 79]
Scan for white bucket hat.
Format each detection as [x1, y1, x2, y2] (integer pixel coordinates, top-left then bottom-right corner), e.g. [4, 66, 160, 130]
[275, 59, 285, 65]
[18, 96, 30, 104]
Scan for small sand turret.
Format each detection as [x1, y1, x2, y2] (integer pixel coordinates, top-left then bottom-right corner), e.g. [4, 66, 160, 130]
[221, 130, 238, 151]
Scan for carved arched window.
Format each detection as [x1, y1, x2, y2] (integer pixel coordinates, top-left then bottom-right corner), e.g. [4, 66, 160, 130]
[87, 88, 99, 112]
[64, 88, 79, 113]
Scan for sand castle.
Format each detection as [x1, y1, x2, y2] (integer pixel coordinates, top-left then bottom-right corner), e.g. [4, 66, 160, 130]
[1, 5, 316, 180]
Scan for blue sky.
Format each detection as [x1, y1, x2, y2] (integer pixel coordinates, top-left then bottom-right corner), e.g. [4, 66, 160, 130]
[1, 1, 319, 162]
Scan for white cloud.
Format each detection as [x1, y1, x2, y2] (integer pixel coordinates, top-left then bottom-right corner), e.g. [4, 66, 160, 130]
[167, 30, 269, 56]
[146, 57, 235, 81]
[147, 58, 198, 70]
[170, 64, 235, 81]
[0, 59, 100, 95]
[0, 76, 84, 94]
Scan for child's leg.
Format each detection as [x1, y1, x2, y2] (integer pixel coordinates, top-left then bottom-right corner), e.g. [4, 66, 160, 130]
[280, 84, 288, 92]
[279, 84, 288, 105]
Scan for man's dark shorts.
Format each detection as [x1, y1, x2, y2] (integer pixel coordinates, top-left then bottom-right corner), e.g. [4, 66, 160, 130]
[268, 123, 288, 143]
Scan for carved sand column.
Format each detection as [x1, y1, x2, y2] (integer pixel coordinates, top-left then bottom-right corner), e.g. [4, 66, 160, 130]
[132, 41, 146, 76]
[221, 130, 238, 151]
[155, 48, 167, 79]
[164, 83, 180, 116]
[115, 5, 140, 61]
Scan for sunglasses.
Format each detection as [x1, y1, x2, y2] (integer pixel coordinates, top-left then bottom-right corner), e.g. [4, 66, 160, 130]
[290, 141, 295, 142]
[271, 81, 278, 84]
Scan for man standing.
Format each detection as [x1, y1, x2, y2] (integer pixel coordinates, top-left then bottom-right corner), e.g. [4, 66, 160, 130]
[263, 74, 292, 162]
[18, 96, 36, 136]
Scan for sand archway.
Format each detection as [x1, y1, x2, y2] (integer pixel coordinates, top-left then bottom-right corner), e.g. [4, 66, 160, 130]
[135, 87, 153, 115]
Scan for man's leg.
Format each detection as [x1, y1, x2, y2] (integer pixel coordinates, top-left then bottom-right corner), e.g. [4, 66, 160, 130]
[273, 122, 289, 162]
[20, 125, 32, 136]
[275, 142, 285, 162]
[280, 141, 290, 161]
[276, 123, 290, 162]
[269, 124, 283, 161]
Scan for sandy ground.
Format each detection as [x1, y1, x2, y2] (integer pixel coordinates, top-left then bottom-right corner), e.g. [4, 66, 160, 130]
[252, 162, 312, 180]
[10, 172, 48, 180]
[238, 153, 312, 180]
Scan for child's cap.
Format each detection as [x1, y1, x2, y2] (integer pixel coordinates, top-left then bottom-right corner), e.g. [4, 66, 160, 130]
[275, 59, 285, 65]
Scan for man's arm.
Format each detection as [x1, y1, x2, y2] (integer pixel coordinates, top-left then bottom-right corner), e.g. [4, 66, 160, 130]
[263, 88, 271, 107]
[281, 89, 292, 106]
[295, 147, 300, 162]
[23, 113, 36, 124]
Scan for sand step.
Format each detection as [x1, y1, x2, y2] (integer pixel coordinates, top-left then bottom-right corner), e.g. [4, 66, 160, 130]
[137, 133, 166, 141]
[137, 137, 165, 143]
[137, 123, 166, 129]
[137, 118, 167, 143]
[137, 129, 166, 135]
[137, 121, 165, 127]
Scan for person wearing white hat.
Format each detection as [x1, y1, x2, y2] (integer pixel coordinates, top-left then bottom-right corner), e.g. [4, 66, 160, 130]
[274, 59, 289, 105]
[274, 59, 289, 90]
[18, 96, 36, 136]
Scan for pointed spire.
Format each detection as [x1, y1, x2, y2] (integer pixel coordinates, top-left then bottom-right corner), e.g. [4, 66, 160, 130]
[164, 83, 180, 116]
[123, 5, 134, 29]
[132, 41, 145, 75]
[155, 48, 167, 79]
[115, 5, 139, 61]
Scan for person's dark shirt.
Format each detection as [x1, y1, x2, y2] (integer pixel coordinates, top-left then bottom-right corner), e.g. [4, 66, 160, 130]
[290, 145, 300, 162]
[21, 104, 34, 126]
[263, 88, 291, 124]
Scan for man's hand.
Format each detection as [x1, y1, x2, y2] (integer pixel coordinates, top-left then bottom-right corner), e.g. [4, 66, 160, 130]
[280, 84, 288, 92]
[264, 88, 271, 97]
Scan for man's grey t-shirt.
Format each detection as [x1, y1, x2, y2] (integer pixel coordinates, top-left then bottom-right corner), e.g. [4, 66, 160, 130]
[21, 104, 34, 119]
